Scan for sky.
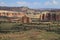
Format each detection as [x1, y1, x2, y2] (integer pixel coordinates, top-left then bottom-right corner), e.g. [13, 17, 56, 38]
[0, 0, 60, 8]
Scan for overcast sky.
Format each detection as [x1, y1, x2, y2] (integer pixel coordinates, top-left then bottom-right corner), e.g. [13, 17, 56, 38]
[0, 0, 60, 8]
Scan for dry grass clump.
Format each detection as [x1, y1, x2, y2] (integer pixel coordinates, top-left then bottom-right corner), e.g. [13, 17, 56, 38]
[0, 30, 60, 40]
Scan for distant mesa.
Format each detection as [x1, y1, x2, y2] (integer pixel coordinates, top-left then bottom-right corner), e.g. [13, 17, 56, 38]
[0, 6, 60, 12]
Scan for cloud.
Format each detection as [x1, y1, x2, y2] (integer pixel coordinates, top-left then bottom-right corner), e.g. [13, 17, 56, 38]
[0, 2, 7, 6]
[16, 1, 31, 6]
[33, 2, 40, 5]
[52, 0, 58, 5]
[0, 2, 5, 5]
[16, 1, 40, 6]
[44, 0, 58, 6]
[44, 1, 51, 5]
[17, 1, 27, 5]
